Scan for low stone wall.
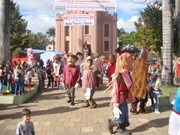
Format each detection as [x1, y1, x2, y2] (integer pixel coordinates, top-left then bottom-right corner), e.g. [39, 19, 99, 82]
[0, 85, 38, 104]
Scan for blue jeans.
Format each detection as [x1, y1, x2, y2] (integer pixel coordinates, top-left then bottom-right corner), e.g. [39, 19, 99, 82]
[15, 78, 23, 95]
[153, 91, 161, 111]
[115, 102, 129, 124]
[0, 79, 3, 94]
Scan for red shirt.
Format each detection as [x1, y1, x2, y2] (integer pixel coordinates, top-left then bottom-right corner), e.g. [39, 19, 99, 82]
[63, 65, 80, 89]
[106, 62, 116, 82]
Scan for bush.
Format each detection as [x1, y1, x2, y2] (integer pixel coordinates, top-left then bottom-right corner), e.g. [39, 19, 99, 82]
[12, 49, 27, 57]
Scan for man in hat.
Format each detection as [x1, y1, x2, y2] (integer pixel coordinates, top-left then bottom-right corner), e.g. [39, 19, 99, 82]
[62, 55, 81, 106]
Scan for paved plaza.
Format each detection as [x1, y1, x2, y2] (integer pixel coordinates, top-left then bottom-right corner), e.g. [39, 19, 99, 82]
[0, 79, 172, 135]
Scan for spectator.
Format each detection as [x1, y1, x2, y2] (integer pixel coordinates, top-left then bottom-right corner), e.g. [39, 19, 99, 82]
[0, 64, 5, 96]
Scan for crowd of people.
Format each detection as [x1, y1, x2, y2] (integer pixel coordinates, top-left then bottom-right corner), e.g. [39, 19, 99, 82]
[1, 50, 180, 135]
[0, 60, 34, 96]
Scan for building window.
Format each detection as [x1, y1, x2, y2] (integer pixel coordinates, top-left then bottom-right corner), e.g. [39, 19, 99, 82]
[104, 24, 109, 37]
[104, 41, 109, 51]
[65, 26, 69, 36]
[85, 26, 89, 34]
[65, 41, 69, 53]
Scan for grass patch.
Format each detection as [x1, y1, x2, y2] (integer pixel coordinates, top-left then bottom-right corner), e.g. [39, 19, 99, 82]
[1, 83, 36, 96]
[161, 85, 180, 98]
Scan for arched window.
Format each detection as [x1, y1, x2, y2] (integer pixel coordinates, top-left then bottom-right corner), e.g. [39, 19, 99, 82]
[104, 24, 109, 37]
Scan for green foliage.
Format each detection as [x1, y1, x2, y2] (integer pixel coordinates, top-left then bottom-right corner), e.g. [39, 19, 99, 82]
[10, 1, 27, 34]
[10, 1, 28, 51]
[135, 4, 162, 54]
[46, 27, 55, 38]
[10, 33, 29, 51]
[28, 32, 47, 49]
[12, 49, 27, 57]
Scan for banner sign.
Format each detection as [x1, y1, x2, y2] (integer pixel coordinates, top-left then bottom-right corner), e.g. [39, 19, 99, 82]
[54, 0, 116, 11]
[63, 14, 94, 26]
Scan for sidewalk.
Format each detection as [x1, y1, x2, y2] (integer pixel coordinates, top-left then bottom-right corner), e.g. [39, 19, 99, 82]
[0, 79, 172, 135]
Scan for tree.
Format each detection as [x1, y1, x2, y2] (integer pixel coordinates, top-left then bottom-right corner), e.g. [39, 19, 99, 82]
[46, 27, 55, 50]
[28, 32, 48, 50]
[134, 4, 162, 55]
[161, 0, 173, 86]
[175, 0, 180, 56]
[10, 1, 28, 51]
[0, 0, 10, 62]
[10, 1, 27, 34]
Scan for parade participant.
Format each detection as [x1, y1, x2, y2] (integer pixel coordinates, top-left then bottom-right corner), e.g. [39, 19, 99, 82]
[53, 54, 63, 87]
[106, 54, 116, 83]
[93, 53, 103, 88]
[168, 88, 180, 135]
[75, 52, 84, 86]
[108, 45, 140, 135]
[174, 57, 180, 83]
[130, 48, 149, 114]
[62, 55, 81, 106]
[81, 56, 97, 108]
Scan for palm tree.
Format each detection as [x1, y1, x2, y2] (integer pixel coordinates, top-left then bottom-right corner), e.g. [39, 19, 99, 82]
[46, 27, 55, 51]
[176, 0, 180, 56]
[161, 0, 173, 85]
[0, 0, 10, 63]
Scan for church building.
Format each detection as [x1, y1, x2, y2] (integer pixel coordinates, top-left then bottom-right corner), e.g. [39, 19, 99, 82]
[55, 11, 117, 57]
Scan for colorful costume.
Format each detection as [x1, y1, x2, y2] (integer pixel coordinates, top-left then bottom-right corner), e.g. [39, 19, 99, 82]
[108, 45, 140, 135]
[169, 88, 180, 135]
[130, 48, 149, 114]
[62, 55, 80, 106]
[82, 56, 97, 108]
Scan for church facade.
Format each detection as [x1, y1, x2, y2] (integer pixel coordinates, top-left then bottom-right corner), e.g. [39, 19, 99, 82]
[55, 11, 117, 57]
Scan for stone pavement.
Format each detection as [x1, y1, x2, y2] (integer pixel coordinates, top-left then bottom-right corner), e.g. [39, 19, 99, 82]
[0, 79, 172, 135]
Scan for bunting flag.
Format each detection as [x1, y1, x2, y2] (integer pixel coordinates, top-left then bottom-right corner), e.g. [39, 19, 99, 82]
[144, 0, 162, 10]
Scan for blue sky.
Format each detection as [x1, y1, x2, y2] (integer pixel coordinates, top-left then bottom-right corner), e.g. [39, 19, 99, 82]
[14, 0, 152, 34]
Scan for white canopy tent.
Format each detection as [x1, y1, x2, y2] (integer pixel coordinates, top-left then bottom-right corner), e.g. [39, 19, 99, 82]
[40, 51, 64, 63]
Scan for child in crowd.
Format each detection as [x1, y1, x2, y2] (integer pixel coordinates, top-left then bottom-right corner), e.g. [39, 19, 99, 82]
[46, 66, 54, 88]
[153, 75, 162, 114]
[16, 108, 35, 135]
[26, 68, 34, 91]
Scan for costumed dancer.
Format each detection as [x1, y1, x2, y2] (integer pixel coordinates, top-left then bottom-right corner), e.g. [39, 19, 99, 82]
[108, 45, 139, 135]
[168, 87, 180, 135]
[62, 55, 81, 106]
[53, 55, 63, 87]
[130, 48, 149, 114]
[81, 56, 97, 108]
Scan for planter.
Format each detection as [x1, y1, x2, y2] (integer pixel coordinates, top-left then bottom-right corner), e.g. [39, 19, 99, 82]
[0, 85, 38, 104]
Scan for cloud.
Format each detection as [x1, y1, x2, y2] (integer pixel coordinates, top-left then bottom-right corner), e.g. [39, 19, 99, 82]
[117, 16, 139, 33]
[14, 0, 146, 33]
[117, 0, 146, 15]
[23, 15, 56, 34]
